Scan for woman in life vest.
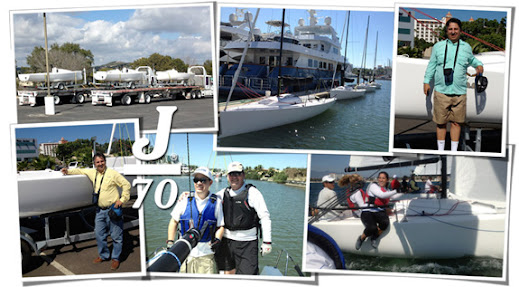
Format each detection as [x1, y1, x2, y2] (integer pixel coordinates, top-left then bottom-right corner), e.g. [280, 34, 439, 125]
[340, 172, 397, 250]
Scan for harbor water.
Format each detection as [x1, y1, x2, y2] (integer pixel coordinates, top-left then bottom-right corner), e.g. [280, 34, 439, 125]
[308, 182, 503, 277]
[143, 176, 307, 277]
[218, 80, 391, 152]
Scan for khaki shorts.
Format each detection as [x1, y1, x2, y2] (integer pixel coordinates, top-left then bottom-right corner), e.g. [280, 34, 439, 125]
[432, 91, 466, 125]
[180, 254, 218, 274]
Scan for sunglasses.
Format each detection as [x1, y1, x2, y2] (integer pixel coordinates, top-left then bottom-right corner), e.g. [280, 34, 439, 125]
[193, 177, 208, 183]
[228, 172, 243, 176]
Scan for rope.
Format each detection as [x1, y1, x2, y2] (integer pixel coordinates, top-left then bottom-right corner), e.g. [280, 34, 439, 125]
[236, 82, 264, 99]
[414, 212, 504, 233]
[125, 124, 133, 150]
[401, 8, 444, 41]
[310, 158, 397, 224]
[119, 124, 124, 158]
[403, 7, 505, 52]
[187, 133, 191, 192]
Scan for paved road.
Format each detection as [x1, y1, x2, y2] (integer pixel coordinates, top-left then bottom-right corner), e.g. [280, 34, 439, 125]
[17, 96, 216, 131]
[22, 204, 143, 278]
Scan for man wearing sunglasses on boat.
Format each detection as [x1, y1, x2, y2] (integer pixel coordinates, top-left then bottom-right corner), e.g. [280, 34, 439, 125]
[167, 166, 225, 274]
[215, 161, 272, 275]
[423, 18, 484, 151]
[61, 152, 131, 271]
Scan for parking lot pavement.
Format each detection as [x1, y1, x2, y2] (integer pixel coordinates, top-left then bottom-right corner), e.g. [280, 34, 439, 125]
[16, 97, 216, 131]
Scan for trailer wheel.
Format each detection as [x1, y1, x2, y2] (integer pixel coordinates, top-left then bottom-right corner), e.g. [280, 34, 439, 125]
[121, 95, 132, 105]
[53, 95, 61, 105]
[57, 83, 65, 90]
[71, 93, 85, 104]
[144, 94, 151, 104]
[21, 240, 31, 273]
[77, 93, 86, 104]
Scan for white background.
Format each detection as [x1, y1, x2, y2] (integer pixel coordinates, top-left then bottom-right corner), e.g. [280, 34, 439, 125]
[2, 0, 517, 286]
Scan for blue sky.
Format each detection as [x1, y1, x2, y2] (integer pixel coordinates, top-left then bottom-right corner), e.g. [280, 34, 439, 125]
[404, 7, 507, 22]
[12, 5, 213, 67]
[15, 126, 306, 170]
[149, 133, 308, 170]
[70, 9, 135, 22]
[220, 7, 395, 68]
[15, 123, 135, 144]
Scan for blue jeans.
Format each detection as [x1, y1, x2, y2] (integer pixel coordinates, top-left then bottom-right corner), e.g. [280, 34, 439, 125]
[95, 208, 124, 261]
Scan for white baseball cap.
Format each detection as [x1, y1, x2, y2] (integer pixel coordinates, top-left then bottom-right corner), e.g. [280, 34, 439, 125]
[322, 174, 335, 183]
[393, 174, 398, 179]
[227, 161, 244, 173]
[193, 166, 213, 181]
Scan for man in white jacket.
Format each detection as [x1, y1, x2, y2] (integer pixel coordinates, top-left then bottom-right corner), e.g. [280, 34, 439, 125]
[215, 161, 272, 275]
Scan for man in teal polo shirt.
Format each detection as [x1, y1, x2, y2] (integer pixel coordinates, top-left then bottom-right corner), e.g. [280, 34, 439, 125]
[423, 18, 484, 151]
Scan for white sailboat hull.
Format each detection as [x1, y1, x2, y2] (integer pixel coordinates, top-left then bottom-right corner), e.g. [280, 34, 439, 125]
[369, 82, 381, 89]
[93, 69, 146, 82]
[18, 170, 94, 218]
[356, 83, 376, 92]
[312, 198, 505, 259]
[219, 96, 336, 138]
[394, 52, 505, 123]
[155, 70, 194, 82]
[330, 86, 366, 100]
[18, 68, 83, 83]
[18, 159, 138, 218]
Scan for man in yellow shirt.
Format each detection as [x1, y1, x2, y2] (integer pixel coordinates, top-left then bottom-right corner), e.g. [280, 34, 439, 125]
[61, 152, 131, 271]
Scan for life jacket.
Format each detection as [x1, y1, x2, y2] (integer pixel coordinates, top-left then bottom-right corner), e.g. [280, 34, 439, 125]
[346, 188, 369, 210]
[180, 193, 218, 243]
[223, 184, 259, 231]
[363, 183, 390, 207]
[374, 186, 390, 207]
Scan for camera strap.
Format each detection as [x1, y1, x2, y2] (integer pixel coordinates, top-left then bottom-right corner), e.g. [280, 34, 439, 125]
[93, 171, 105, 195]
[443, 40, 460, 71]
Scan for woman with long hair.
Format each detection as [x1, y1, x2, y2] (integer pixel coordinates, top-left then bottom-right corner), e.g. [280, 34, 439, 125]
[339, 172, 397, 250]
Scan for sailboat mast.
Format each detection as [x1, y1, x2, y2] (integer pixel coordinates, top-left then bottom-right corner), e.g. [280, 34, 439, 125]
[332, 11, 348, 88]
[342, 11, 350, 86]
[224, 9, 260, 111]
[277, 8, 286, 97]
[361, 16, 370, 83]
[373, 31, 378, 82]
[107, 123, 116, 155]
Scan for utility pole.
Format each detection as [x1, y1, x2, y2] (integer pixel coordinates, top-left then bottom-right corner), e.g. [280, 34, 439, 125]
[43, 12, 55, 115]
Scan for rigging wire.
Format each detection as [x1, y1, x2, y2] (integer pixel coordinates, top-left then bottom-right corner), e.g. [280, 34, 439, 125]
[309, 157, 397, 223]
[416, 213, 504, 233]
[401, 7, 505, 52]
[187, 133, 191, 192]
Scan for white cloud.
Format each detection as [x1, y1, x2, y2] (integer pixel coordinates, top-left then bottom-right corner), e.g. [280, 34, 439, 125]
[13, 6, 213, 67]
[126, 7, 211, 38]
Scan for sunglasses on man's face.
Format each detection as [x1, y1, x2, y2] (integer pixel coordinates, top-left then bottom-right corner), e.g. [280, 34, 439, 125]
[228, 172, 243, 177]
[193, 177, 208, 184]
